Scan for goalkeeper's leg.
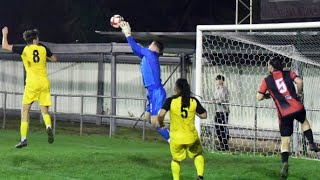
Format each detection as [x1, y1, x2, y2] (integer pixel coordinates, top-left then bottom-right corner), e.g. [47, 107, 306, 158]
[145, 110, 170, 143]
[148, 88, 170, 143]
[151, 115, 170, 143]
[16, 104, 32, 148]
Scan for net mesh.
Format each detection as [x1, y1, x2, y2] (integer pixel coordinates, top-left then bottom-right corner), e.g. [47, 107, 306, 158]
[200, 28, 320, 159]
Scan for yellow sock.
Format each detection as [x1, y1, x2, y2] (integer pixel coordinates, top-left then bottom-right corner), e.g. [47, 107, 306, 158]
[171, 160, 180, 180]
[43, 114, 52, 128]
[20, 121, 28, 141]
[194, 155, 205, 176]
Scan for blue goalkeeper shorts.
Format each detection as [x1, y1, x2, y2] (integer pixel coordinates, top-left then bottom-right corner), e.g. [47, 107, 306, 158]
[146, 85, 166, 116]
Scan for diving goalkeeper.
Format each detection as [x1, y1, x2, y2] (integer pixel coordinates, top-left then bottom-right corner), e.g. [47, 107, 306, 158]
[120, 21, 170, 143]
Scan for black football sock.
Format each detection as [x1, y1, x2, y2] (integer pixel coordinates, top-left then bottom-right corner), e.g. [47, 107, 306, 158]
[303, 129, 314, 144]
[281, 152, 289, 164]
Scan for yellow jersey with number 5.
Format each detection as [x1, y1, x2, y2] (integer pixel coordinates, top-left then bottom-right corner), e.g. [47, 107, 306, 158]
[13, 44, 52, 84]
[162, 96, 207, 144]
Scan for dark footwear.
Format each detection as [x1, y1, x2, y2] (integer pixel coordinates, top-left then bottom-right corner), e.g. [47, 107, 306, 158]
[47, 127, 54, 144]
[309, 144, 320, 152]
[15, 140, 27, 148]
[197, 176, 204, 180]
[280, 162, 289, 178]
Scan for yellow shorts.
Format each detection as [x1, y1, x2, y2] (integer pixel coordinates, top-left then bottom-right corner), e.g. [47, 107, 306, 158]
[22, 82, 52, 106]
[170, 139, 203, 162]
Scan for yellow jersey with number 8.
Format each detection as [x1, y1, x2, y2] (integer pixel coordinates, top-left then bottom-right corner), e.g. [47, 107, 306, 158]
[13, 44, 53, 106]
[13, 44, 52, 84]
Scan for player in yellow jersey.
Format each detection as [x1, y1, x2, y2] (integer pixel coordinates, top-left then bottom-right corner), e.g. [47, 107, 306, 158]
[158, 78, 207, 180]
[2, 26, 57, 148]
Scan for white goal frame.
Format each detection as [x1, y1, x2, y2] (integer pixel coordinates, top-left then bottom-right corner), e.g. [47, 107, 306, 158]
[195, 21, 320, 136]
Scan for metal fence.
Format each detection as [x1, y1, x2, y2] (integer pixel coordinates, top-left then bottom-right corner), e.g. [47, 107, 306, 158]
[0, 91, 149, 138]
[0, 43, 193, 139]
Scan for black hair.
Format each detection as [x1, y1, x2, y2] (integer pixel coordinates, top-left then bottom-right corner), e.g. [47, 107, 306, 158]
[174, 78, 191, 108]
[269, 56, 284, 71]
[153, 40, 164, 53]
[216, 75, 225, 81]
[23, 29, 39, 44]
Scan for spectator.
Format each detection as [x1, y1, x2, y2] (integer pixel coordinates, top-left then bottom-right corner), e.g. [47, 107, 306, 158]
[214, 75, 230, 151]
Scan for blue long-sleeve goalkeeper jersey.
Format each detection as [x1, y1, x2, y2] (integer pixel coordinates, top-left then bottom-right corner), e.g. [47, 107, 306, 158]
[126, 36, 162, 89]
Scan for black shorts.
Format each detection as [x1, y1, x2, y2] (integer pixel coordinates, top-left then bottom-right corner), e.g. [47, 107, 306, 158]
[279, 109, 306, 136]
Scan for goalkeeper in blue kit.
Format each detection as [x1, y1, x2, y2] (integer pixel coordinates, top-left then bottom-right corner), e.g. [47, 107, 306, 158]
[120, 21, 170, 143]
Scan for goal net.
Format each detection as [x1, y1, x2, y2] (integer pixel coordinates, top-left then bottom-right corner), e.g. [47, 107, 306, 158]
[195, 22, 320, 159]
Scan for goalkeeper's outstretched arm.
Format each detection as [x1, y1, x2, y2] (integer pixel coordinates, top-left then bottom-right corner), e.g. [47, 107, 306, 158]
[126, 36, 148, 58]
[2, 27, 13, 52]
[120, 21, 148, 58]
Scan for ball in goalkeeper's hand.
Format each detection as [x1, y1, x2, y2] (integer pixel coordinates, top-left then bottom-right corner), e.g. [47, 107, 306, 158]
[110, 15, 124, 28]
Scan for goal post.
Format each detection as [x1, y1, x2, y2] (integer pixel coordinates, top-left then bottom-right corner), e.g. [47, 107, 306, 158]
[195, 29, 203, 136]
[195, 22, 320, 159]
[197, 21, 320, 31]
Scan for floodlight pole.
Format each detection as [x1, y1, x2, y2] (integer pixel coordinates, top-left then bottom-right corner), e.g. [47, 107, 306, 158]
[235, 0, 253, 25]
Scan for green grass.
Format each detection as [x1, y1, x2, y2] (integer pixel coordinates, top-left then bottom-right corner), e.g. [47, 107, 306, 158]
[0, 129, 320, 180]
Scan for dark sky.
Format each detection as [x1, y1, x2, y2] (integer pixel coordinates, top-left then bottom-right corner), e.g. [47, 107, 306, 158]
[0, 0, 254, 43]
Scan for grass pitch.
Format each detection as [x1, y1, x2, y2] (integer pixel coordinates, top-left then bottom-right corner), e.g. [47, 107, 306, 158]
[0, 127, 320, 179]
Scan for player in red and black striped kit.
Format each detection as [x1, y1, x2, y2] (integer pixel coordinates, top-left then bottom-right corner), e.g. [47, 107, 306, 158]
[256, 57, 319, 179]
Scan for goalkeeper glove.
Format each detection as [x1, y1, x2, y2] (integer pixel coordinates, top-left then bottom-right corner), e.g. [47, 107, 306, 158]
[120, 21, 131, 37]
[264, 93, 271, 99]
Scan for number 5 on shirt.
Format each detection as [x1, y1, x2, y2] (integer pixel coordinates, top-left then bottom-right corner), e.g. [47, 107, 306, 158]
[181, 107, 188, 118]
[275, 78, 288, 94]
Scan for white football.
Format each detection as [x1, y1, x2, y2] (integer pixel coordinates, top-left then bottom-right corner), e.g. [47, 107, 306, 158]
[110, 15, 124, 28]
